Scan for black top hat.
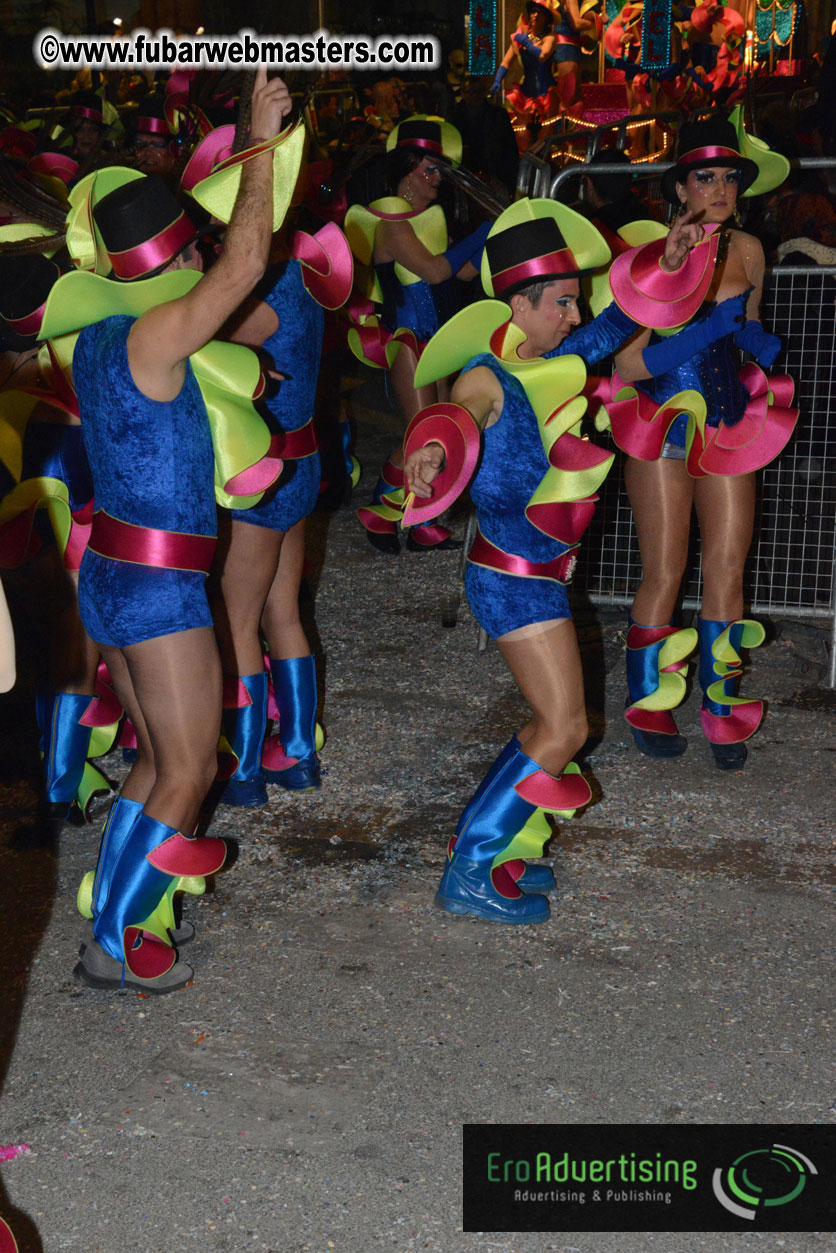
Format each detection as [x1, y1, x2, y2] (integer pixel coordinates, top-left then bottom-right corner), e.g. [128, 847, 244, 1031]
[68, 91, 106, 127]
[93, 175, 198, 280]
[0, 253, 61, 344]
[485, 217, 585, 299]
[386, 116, 462, 166]
[134, 97, 172, 138]
[661, 116, 759, 203]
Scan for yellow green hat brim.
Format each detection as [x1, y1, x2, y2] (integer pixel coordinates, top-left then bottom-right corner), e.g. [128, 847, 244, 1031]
[38, 269, 201, 341]
[0, 222, 62, 258]
[729, 105, 791, 198]
[190, 121, 306, 232]
[481, 197, 611, 299]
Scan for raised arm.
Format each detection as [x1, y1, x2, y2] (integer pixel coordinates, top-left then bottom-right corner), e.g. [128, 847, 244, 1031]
[126, 69, 292, 401]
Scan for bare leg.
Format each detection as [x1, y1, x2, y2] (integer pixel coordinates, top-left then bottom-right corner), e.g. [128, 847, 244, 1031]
[116, 626, 221, 833]
[694, 472, 756, 621]
[497, 618, 588, 774]
[387, 346, 438, 470]
[624, 456, 695, 624]
[213, 520, 285, 675]
[98, 643, 156, 805]
[261, 518, 309, 660]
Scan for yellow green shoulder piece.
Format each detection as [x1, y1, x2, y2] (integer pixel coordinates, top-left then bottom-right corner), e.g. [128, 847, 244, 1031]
[39, 270, 279, 510]
[345, 200, 447, 297]
[729, 105, 791, 197]
[413, 299, 512, 387]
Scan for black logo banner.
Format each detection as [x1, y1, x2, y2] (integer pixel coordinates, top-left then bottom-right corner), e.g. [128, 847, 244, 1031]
[463, 1124, 836, 1232]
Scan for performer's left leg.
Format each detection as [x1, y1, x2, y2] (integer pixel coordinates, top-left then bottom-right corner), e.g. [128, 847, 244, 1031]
[212, 519, 285, 805]
[261, 519, 322, 790]
[694, 471, 764, 769]
[438, 620, 591, 923]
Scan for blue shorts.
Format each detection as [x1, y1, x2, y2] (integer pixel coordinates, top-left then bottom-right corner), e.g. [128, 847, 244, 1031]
[79, 549, 213, 648]
[227, 453, 320, 533]
[465, 563, 571, 639]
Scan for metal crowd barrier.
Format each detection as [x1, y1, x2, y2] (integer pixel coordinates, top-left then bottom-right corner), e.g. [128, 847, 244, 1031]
[577, 266, 836, 688]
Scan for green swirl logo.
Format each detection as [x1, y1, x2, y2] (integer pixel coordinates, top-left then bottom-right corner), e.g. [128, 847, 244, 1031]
[713, 1144, 817, 1220]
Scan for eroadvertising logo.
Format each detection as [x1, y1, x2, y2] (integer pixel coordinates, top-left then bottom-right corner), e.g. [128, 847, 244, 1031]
[462, 1124, 836, 1233]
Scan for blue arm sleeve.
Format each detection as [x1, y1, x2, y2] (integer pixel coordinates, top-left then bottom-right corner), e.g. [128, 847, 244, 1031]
[734, 319, 781, 368]
[442, 220, 492, 276]
[545, 302, 638, 365]
[641, 294, 746, 376]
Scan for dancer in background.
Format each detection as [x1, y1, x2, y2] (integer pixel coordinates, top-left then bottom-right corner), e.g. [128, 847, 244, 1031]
[345, 116, 490, 555]
[212, 220, 352, 805]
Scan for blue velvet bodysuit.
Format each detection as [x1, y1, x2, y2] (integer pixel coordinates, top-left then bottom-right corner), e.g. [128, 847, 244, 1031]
[73, 314, 215, 647]
[463, 354, 574, 638]
[227, 259, 323, 533]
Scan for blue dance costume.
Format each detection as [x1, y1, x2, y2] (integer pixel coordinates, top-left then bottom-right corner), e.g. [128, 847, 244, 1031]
[464, 356, 572, 637]
[553, 10, 582, 61]
[227, 259, 322, 532]
[641, 302, 750, 448]
[375, 259, 455, 345]
[74, 315, 216, 648]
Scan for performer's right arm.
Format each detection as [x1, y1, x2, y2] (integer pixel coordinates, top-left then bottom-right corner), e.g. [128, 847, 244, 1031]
[126, 68, 292, 401]
[405, 366, 500, 497]
[376, 218, 489, 283]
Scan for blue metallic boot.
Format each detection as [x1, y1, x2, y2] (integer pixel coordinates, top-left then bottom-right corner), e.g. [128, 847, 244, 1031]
[263, 655, 321, 790]
[216, 672, 269, 807]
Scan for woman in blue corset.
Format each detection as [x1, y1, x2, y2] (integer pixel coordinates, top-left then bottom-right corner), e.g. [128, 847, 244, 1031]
[345, 116, 491, 555]
[401, 198, 664, 925]
[212, 223, 352, 805]
[492, 0, 591, 132]
[608, 116, 795, 770]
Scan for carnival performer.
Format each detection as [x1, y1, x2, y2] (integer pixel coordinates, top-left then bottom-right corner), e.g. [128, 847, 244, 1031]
[211, 217, 353, 805]
[345, 116, 490, 555]
[52, 69, 297, 992]
[0, 253, 110, 838]
[492, 0, 590, 131]
[401, 198, 667, 924]
[605, 115, 795, 770]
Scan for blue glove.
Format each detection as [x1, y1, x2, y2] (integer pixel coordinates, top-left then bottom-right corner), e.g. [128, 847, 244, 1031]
[546, 302, 638, 365]
[641, 293, 747, 377]
[490, 66, 508, 95]
[443, 220, 492, 276]
[734, 319, 781, 368]
[514, 31, 538, 52]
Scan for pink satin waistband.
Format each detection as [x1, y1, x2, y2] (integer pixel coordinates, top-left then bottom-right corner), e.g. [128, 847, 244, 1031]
[468, 528, 578, 585]
[89, 511, 216, 573]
